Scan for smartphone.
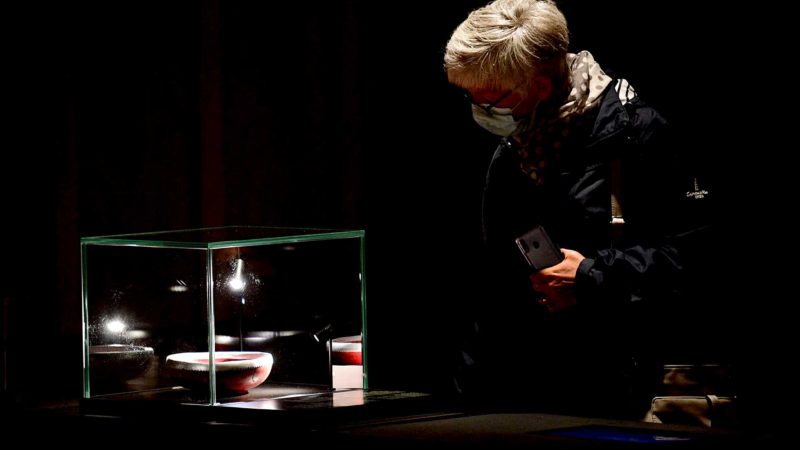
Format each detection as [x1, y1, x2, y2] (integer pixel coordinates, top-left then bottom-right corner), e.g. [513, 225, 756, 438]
[514, 225, 564, 270]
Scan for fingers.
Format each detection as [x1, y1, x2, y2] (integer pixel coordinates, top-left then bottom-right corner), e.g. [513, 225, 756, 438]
[530, 272, 557, 291]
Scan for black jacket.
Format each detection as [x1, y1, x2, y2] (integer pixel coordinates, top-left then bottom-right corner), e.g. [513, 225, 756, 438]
[458, 81, 713, 417]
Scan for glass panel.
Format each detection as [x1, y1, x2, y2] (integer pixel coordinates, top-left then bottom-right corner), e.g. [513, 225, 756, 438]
[211, 238, 364, 401]
[83, 244, 209, 399]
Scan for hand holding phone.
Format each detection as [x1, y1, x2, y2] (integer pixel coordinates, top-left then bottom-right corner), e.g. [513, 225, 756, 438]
[514, 225, 564, 271]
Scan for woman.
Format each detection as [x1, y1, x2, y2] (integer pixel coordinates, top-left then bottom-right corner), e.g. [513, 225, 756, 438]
[444, 0, 710, 418]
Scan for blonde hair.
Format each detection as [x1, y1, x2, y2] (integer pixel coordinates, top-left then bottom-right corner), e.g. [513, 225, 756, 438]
[444, 0, 569, 91]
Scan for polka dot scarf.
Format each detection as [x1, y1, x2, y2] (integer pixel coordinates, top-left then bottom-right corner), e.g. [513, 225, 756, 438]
[515, 51, 612, 185]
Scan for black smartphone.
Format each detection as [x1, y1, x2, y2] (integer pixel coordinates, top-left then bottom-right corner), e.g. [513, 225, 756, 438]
[514, 225, 564, 270]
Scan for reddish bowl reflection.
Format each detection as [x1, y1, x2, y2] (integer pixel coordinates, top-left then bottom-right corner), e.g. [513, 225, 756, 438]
[331, 335, 362, 365]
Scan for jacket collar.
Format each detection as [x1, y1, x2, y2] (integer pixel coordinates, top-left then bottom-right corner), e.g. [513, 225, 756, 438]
[588, 82, 631, 146]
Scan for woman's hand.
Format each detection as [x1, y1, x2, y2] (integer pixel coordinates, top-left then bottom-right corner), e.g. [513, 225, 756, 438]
[530, 248, 585, 313]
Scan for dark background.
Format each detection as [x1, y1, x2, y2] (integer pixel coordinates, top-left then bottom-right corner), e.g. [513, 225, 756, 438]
[4, 0, 760, 413]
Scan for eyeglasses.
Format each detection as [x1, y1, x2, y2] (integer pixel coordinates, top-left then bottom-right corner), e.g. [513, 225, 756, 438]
[465, 89, 514, 117]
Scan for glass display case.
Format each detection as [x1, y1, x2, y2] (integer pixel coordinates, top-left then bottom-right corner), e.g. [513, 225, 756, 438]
[81, 226, 366, 407]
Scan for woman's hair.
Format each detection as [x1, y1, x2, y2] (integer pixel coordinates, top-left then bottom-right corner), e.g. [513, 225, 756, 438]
[444, 0, 569, 91]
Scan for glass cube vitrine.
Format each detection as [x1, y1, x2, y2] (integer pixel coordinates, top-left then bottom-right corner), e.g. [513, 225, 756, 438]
[81, 226, 366, 407]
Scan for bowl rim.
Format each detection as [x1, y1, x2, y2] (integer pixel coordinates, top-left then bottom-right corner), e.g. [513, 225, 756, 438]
[89, 344, 154, 357]
[165, 351, 273, 372]
[332, 335, 361, 353]
[331, 342, 361, 352]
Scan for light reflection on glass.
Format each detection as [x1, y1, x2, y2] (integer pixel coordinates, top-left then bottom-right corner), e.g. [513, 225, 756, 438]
[169, 280, 189, 292]
[228, 258, 246, 291]
[105, 319, 126, 334]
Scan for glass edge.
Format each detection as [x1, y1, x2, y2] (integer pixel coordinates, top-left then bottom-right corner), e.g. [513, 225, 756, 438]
[80, 242, 90, 398]
[80, 225, 332, 240]
[360, 234, 368, 389]
[206, 251, 217, 405]
[80, 229, 365, 249]
[207, 230, 364, 248]
[79, 239, 208, 249]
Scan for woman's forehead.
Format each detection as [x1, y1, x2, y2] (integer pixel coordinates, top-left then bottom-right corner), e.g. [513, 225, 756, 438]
[463, 77, 526, 94]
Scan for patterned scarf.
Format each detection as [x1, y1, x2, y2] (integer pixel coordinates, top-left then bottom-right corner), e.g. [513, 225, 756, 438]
[515, 51, 612, 185]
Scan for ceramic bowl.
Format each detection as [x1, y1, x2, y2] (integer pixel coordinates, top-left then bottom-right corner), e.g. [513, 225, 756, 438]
[165, 351, 273, 393]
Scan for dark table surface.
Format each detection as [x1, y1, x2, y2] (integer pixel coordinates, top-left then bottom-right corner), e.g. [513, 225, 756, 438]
[4, 388, 775, 449]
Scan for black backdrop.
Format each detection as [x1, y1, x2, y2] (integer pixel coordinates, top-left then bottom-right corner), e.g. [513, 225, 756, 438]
[3, 0, 748, 409]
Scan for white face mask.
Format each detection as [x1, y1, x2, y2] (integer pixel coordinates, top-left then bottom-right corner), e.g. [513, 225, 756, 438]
[471, 104, 524, 137]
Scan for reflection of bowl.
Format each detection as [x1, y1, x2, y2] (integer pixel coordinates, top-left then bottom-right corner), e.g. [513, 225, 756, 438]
[215, 330, 306, 351]
[165, 351, 273, 393]
[331, 335, 362, 365]
[89, 344, 155, 384]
